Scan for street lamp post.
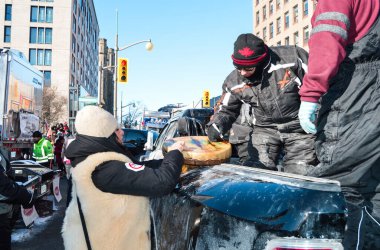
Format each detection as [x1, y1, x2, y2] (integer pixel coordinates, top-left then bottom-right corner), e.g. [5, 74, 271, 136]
[112, 10, 153, 119]
[120, 98, 136, 126]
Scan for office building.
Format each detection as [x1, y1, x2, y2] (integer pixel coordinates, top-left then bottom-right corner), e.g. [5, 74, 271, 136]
[0, 0, 99, 130]
[254, 0, 316, 50]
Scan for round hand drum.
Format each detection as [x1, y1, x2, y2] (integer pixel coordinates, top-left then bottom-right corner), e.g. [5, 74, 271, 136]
[163, 136, 232, 172]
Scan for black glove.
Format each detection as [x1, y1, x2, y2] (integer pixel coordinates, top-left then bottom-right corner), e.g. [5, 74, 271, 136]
[207, 124, 224, 142]
[22, 191, 36, 209]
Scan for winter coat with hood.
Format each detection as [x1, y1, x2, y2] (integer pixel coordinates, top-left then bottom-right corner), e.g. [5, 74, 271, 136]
[61, 106, 184, 250]
[210, 45, 309, 135]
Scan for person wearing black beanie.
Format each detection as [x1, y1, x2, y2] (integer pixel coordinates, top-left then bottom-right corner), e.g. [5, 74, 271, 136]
[207, 33, 318, 175]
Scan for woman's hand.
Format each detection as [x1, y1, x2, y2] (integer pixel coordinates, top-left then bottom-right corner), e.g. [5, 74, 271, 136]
[167, 141, 185, 153]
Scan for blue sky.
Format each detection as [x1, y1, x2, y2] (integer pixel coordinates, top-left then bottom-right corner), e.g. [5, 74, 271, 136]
[93, 0, 253, 111]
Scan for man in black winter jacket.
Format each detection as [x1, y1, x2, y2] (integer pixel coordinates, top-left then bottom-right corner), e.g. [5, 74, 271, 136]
[0, 148, 35, 250]
[208, 33, 317, 174]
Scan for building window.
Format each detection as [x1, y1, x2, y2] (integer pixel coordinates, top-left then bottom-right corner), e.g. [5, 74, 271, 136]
[29, 49, 37, 65]
[45, 28, 52, 43]
[263, 5, 267, 21]
[4, 26, 11, 43]
[284, 11, 290, 29]
[269, 22, 274, 39]
[285, 36, 290, 45]
[73, 0, 77, 13]
[293, 5, 299, 23]
[303, 25, 310, 44]
[38, 28, 45, 43]
[263, 27, 267, 42]
[72, 16, 77, 33]
[46, 7, 53, 22]
[29, 49, 51, 66]
[72, 55, 75, 72]
[30, 6, 53, 23]
[303, 0, 309, 17]
[31, 7, 38, 22]
[256, 0, 260, 6]
[43, 71, 51, 87]
[284, 0, 289, 4]
[5, 4, 12, 21]
[256, 11, 260, 26]
[30, 27, 52, 44]
[44, 50, 52, 65]
[72, 35, 76, 53]
[277, 41, 281, 46]
[30, 28, 37, 43]
[269, 0, 274, 15]
[38, 7, 45, 22]
[276, 0, 281, 10]
[294, 31, 299, 46]
[276, 17, 281, 34]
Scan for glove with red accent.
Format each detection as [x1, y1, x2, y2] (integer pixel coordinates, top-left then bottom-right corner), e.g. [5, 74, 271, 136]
[207, 124, 224, 142]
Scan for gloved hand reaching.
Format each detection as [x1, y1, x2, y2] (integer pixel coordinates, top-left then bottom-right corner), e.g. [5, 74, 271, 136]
[298, 101, 318, 134]
[207, 124, 224, 142]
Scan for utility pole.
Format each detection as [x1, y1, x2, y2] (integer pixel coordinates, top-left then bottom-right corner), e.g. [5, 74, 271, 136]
[113, 10, 119, 118]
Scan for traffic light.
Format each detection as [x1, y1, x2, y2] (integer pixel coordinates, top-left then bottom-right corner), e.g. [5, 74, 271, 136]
[118, 58, 128, 83]
[203, 90, 210, 108]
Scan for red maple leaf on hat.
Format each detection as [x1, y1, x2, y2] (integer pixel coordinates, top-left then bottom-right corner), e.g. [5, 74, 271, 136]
[238, 47, 255, 57]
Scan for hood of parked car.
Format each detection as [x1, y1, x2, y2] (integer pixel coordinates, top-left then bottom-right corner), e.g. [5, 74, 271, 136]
[178, 164, 347, 232]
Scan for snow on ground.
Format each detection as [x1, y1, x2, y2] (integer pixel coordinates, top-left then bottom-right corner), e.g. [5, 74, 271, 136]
[12, 195, 60, 242]
[11, 214, 56, 242]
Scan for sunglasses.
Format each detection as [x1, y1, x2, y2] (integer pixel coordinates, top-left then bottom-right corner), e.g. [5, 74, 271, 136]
[235, 66, 256, 72]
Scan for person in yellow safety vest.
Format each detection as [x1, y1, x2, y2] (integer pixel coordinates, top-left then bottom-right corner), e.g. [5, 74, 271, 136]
[32, 131, 54, 168]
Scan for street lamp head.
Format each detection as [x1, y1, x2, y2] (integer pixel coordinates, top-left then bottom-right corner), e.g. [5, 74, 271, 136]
[146, 40, 154, 51]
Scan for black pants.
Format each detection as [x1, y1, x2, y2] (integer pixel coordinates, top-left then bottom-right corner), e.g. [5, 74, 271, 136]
[342, 192, 380, 249]
[251, 126, 317, 174]
[0, 213, 12, 250]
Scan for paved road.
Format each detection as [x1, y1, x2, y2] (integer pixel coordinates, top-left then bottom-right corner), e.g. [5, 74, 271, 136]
[12, 177, 69, 250]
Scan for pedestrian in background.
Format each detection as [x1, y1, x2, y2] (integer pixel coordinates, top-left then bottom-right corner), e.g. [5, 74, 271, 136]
[62, 106, 184, 250]
[32, 131, 54, 168]
[298, 0, 380, 248]
[208, 33, 317, 174]
[54, 135, 65, 174]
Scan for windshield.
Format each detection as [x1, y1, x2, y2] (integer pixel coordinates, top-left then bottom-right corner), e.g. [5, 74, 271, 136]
[154, 121, 178, 151]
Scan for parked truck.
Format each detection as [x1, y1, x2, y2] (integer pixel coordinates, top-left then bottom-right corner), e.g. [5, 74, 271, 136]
[0, 48, 44, 159]
[0, 49, 57, 227]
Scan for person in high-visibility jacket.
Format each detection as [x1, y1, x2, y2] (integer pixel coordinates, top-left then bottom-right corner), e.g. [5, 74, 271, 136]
[32, 131, 54, 168]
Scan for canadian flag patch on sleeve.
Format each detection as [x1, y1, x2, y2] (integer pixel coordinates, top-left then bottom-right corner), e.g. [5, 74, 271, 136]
[125, 163, 145, 172]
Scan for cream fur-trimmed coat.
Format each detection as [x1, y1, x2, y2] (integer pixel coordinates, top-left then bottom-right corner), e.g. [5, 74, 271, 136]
[61, 152, 150, 250]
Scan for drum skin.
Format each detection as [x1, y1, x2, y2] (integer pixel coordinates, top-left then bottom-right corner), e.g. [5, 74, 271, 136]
[163, 136, 232, 172]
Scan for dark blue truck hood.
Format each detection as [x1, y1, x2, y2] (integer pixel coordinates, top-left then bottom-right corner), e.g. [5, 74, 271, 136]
[179, 164, 347, 232]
